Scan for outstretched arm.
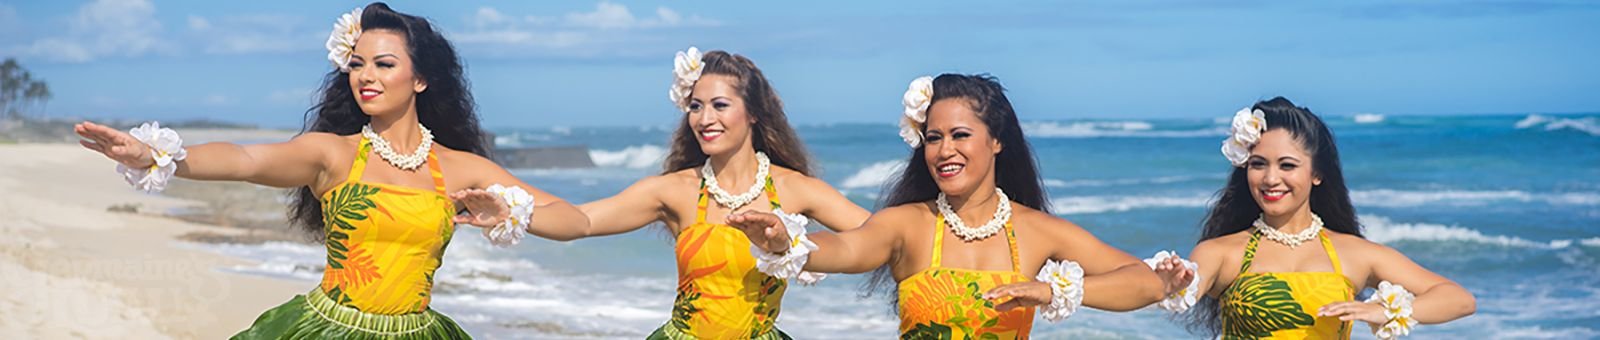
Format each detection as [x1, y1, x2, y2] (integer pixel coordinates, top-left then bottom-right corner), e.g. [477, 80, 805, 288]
[577, 176, 669, 238]
[76, 121, 330, 188]
[457, 154, 590, 241]
[788, 176, 870, 232]
[729, 205, 908, 274]
[1319, 243, 1475, 326]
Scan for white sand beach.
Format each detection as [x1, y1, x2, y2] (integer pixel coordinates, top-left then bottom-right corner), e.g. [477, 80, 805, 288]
[0, 141, 305, 339]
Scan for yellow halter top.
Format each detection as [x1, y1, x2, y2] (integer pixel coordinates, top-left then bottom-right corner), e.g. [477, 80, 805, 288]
[898, 217, 1035, 339]
[1220, 230, 1355, 339]
[317, 137, 456, 315]
[667, 178, 788, 339]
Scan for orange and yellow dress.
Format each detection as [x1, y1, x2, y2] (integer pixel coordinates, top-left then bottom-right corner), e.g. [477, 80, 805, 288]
[649, 178, 792, 340]
[898, 217, 1035, 339]
[232, 137, 470, 339]
[1219, 231, 1355, 339]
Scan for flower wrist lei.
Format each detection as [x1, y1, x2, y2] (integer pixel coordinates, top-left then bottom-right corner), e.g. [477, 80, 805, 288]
[479, 184, 536, 247]
[1366, 281, 1418, 339]
[117, 122, 187, 193]
[1143, 250, 1203, 313]
[1036, 259, 1086, 322]
[748, 209, 826, 285]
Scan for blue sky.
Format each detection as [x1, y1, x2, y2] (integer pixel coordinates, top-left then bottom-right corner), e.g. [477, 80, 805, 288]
[2, 0, 1597, 128]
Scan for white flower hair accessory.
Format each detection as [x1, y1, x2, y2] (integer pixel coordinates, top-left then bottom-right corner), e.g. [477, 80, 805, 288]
[325, 7, 363, 73]
[1221, 107, 1266, 166]
[669, 46, 705, 113]
[899, 76, 934, 147]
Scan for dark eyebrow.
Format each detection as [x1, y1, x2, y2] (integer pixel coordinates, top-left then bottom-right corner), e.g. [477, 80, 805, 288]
[1278, 156, 1302, 162]
[373, 53, 399, 60]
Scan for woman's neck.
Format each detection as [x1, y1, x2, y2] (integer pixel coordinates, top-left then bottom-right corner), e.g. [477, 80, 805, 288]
[706, 146, 760, 190]
[369, 112, 423, 151]
[944, 182, 1001, 224]
[1262, 204, 1317, 234]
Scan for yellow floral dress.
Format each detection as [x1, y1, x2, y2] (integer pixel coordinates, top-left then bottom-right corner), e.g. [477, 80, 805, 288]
[1220, 231, 1355, 339]
[650, 178, 791, 340]
[232, 137, 469, 339]
[898, 217, 1034, 339]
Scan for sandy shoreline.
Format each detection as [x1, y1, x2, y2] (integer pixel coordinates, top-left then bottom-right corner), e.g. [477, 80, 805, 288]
[0, 142, 305, 339]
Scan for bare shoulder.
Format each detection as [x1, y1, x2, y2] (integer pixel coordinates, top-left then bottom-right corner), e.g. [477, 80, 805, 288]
[1014, 205, 1083, 239]
[1193, 230, 1251, 260]
[290, 132, 356, 150]
[769, 166, 835, 195]
[1326, 231, 1396, 259]
[434, 145, 494, 168]
[874, 201, 933, 225]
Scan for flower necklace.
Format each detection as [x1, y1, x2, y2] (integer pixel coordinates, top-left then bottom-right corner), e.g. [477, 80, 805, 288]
[701, 152, 771, 210]
[1252, 214, 1324, 248]
[361, 124, 434, 170]
[936, 188, 1012, 241]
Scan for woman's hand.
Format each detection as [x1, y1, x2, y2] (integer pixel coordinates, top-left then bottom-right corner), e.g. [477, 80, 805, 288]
[1319, 301, 1389, 329]
[450, 188, 509, 228]
[983, 281, 1054, 312]
[1153, 255, 1196, 298]
[75, 121, 154, 168]
[727, 211, 791, 253]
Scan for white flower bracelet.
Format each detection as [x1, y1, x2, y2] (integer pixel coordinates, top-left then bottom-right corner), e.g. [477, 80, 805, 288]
[1366, 280, 1418, 339]
[117, 122, 187, 193]
[750, 208, 826, 285]
[480, 184, 535, 247]
[1036, 258, 1086, 322]
[1143, 250, 1202, 313]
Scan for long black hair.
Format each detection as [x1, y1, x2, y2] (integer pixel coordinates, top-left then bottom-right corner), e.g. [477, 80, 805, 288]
[1184, 96, 1362, 337]
[860, 74, 1050, 307]
[661, 50, 813, 176]
[287, 2, 489, 238]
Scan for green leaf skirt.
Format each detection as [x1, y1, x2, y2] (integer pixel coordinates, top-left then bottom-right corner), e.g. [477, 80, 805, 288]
[230, 289, 470, 340]
[646, 322, 791, 340]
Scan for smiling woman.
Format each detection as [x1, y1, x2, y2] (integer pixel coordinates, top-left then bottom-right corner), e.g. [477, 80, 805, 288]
[72, 2, 593, 339]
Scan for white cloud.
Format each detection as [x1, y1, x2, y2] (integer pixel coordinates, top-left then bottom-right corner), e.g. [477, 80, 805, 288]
[564, 1, 719, 29]
[184, 14, 310, 54]
[453, 1, 719, 52]
[7, 0, 174, 63]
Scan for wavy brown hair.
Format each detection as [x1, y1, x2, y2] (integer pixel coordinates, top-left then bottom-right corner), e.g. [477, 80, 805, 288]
[661, 50, 812, 176]
[287, 2, 489, 239]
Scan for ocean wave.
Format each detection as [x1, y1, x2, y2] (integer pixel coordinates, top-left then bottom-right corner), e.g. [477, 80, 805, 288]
[1350, 189, 1600, 207]
[1022, 121, 1222, 138]
[839, 160, 905, 189]
[1043, 174, 1221, 188]
[589, 144, 667, 169]
[1353, 113, 1386, 124]
[1516, 114, 1600, 136]
[1050, 194, 1211, 214]
[1362, 215, 1595, 249]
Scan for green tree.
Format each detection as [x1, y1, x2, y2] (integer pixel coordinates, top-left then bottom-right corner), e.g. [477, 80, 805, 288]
[0, 58, 52, 119]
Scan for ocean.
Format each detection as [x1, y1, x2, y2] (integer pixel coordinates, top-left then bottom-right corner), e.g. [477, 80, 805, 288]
[199, 113, 1600, 339]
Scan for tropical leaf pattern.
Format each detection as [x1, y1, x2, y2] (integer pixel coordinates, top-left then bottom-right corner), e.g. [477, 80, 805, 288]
[1220, 231, 1356, 339]
[898, 269, 1033, 339]
[667, 180, 788, 338]
[314, 138, 456, 315]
